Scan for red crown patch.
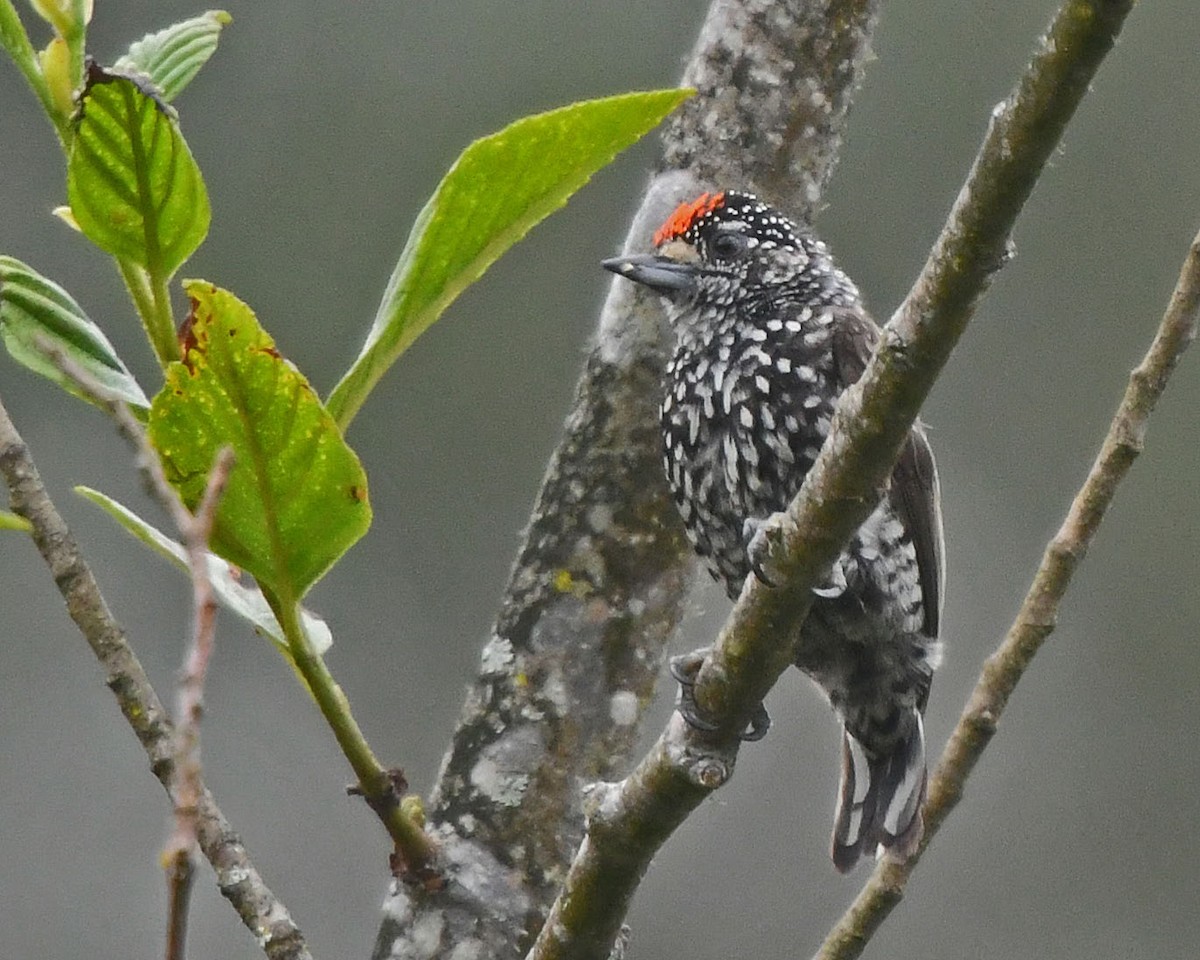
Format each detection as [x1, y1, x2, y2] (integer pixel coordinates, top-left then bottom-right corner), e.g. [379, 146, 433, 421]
[653, 191, 727, 246]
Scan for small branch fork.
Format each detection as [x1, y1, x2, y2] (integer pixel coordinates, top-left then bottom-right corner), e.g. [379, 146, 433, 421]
[40, 348, 240, 960]
[526, 1, 1137, 958]
[814, 228, 1200, 960]
[162, 448, 234, 960]
[0, 357, 313, 960]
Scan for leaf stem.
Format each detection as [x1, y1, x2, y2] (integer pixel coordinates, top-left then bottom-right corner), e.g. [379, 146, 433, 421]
[118, 258, 179, 367]
[149, 270, 180, 365]
[0, 0, 68, 142]
[63, 0, 85, 99]
[271, 593, 437, 875]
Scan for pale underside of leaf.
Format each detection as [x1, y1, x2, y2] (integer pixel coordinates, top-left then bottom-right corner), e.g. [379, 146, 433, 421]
[0, 255, 149, 410]
[115, 10, 232, 103]
[76, 486, 332, 656]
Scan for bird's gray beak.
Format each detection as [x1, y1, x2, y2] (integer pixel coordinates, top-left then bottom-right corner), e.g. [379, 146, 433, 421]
[602, 254, 698, 297]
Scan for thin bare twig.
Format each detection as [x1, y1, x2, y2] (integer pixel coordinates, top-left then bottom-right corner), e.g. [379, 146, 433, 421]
[0, 387, 312, 960]
[528, 2, 1135, 958]
[814, 229, 1200, 959]
[163, 856, 195, 960]
[163, 447, 235, 960]
[39, 346, 248, 960]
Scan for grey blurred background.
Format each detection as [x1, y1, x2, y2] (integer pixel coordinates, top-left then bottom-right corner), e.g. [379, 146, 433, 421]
[2, 2, 1198, 958]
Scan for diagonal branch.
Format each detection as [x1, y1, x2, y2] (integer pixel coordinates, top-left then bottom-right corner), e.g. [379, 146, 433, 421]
[375, 2, 884, 958]
[0, 393, 313, 960]
[690, 0, 1138, 735]
[527, 1, 1136, 958]
[814, 227, 1200, 960]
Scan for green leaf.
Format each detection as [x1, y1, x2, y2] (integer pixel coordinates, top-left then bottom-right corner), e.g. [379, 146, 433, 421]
[148, 281, 371, 601]
[0, 256, 150, 411]
[115, 10, 231, 103]
[67, 61, 210, 277]
[325, 87, 692, 427]
[0, 510, 32, 532]
[76, 486, 332, 656]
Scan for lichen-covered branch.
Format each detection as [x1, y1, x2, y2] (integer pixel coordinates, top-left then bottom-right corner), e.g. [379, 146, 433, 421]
[0, 396, 313, 960]
[659, 0, 882, 211]
[37, 346, 282, 958]
[373, 2, 882, 957]
[527, 2, 1136, 958]
[813, 227, 1200, 959]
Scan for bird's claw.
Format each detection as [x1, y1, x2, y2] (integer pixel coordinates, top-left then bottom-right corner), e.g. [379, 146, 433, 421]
[813, 556, 849, 599]
[739, 702, 772, 741]
[669, 649, 772, 741]
[743, 513, 789, 589]
[744, 514, 851, 603]
[669, 651, 719, 732]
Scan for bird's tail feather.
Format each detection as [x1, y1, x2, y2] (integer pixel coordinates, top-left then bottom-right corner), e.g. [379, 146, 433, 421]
[830, 711, 926, 873]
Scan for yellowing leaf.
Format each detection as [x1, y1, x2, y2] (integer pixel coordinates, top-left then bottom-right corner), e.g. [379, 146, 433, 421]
[149, 282, 370, 600]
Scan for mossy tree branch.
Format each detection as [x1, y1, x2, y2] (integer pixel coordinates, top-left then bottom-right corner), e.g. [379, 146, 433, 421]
[374, 1, 884, 958]
[527, 1, 1136, 958]
[815, 226, 1200, 960]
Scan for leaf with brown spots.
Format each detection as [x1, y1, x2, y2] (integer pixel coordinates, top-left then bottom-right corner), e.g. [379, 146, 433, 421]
[148, 281, 371, 600]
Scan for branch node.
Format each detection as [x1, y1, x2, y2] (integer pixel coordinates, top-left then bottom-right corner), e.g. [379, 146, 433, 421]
[1001, 237, 1018, 268]
[968, 708, 999, 736]
[688, 756, 731, 790]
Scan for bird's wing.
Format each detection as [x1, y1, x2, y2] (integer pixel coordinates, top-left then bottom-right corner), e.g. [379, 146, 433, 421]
[891, 426, 944, 639]
[831, 308, 944, 640]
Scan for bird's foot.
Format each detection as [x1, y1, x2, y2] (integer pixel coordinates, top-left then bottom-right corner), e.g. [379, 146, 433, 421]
[669, 648, 772, 742]
[743, 513, 790, 588]
[745, 514, 851, 600]
[813, 557, 849, 599]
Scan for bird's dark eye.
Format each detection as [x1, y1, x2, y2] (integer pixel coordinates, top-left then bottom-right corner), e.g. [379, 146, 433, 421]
[709, 231, 749, 261]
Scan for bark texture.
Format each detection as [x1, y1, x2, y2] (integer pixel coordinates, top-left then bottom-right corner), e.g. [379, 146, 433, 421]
[372, 2, 882, 958]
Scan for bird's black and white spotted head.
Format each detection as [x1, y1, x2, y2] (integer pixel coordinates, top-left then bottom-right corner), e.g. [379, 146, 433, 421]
[603, 191, 858, 315]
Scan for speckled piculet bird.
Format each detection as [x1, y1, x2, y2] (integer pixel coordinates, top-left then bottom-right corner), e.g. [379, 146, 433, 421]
[603, 191, 945, 871]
